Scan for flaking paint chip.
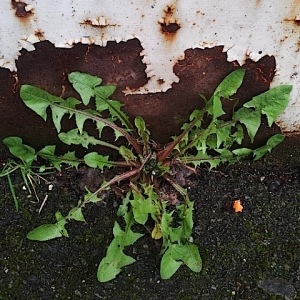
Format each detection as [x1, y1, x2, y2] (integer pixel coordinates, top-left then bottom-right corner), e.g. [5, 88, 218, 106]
[25, 4, 34, 12]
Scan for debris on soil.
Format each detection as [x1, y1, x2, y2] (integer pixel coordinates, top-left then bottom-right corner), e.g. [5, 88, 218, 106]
[258, 278, 297, 299]
[233, 199, 243, 213]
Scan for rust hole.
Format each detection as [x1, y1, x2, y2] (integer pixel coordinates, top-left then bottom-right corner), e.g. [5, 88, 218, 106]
[160, 22, 181, 34]
[159, 4, 181, 36]
[11, 0, 33, 18]
[165, 5, 174, 13]
[81, 19, 95, 26]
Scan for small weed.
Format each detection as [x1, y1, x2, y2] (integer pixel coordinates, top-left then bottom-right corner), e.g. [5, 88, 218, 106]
[0, 138, 53, 210]
[2, 69, 292, 281]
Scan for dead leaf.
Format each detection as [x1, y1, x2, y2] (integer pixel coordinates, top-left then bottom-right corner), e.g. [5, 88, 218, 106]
[151, 223, 162, 240]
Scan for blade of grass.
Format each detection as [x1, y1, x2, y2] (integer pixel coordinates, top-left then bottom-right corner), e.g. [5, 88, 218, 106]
[20, 168, 32, 194]
[7, 174, 19, 211]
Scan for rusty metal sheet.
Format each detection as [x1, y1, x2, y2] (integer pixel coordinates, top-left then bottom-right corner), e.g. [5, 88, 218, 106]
[0, 0, 299, 133]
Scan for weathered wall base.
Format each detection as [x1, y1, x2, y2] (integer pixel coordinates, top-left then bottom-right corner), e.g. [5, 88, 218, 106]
[0, 39, 280, 154]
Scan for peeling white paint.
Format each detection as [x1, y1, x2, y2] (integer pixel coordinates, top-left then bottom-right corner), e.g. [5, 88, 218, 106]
[0, 0, 299, 132]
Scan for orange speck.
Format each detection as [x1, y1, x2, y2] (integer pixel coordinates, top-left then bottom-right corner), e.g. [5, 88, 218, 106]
[233, 200, 243, 213]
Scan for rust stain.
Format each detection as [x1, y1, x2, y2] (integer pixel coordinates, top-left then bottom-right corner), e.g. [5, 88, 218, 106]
[284, 1, 300, 27]
[157, 78, 165, 85]
[284, 17, 300, 26]
[80, 17, 118, 28]
[11, 0, 33, 19]
[159, 4, 181, 40]
[279, 36, 288, 43]
[34, 29, 45, 40]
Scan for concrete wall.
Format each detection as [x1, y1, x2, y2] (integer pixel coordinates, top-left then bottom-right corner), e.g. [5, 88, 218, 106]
[0, 0, 299, 151]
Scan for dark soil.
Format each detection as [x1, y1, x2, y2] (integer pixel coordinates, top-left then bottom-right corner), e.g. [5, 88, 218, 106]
[0, 137, 299, 300]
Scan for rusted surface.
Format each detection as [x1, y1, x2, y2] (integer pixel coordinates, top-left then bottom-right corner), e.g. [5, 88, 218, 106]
[11, 0, 33, 18]
[124, 47, 278, 145]
[0, 39, 280, 153]
[0, 39, 147, 153]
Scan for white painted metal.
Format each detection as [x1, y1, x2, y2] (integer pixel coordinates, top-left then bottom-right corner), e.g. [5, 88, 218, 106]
[0, 0, 299, 133]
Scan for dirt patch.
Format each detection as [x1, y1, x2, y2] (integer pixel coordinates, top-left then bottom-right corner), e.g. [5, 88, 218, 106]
[0, 136, 299, 299]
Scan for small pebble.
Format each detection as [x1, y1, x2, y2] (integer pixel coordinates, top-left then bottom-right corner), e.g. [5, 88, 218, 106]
[258, 277, 296, 299]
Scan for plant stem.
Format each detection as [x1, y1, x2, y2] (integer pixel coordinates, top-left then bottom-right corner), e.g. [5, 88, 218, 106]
[84, 167, 141, 204]
[55, 103, 143, 156]
[157, 110, 205, 162]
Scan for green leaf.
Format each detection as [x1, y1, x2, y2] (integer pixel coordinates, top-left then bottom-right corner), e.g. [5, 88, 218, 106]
[51, 105, 66, 133]
[119, 145, 137, 162]
[130, 192, 155, 225]
[68, 72, 102, 105]
[94, 85, 116, 106]
[160, 242, 202, 279]
[20, 85, 62, 121]
[234, 107, 261, 142]
[232, 124, 244, 145]
[75, 114, 88, 134]
[58, 224, 69, 237]
[213, 68, 245, 99]
[84, 189, 103, 203]
[95, 96, 133, 131]
[50, 97, 81, 132]
[254, 134, 284, 160]
[84, 152, 113, 169]
[59, 128, 120, 151]
[117, 191, 131, 217]
[171, 243, 202, 273]
[244, 85, 292, 127]
[27, 224, 63, 241]
[97, 239, 136, 282]
[160, 247, 182, 279]
[189, 108, 202, 123]
[55, 211, 65, 222]
[215, 121, 233, 148]
[68, 206, 86, 222]
[207, 95, 225, 119]
[3, 137, 36, 165]
[38, 145, 79, 170]
[95, 121, 107, 138]
[135, 116, 150, 143]
[59, 129, 100, 148]
[97, 213, 143, 282]
[178, 201, 194, 239]
[232, 148, 253, 157]
[113, 221, 143, 246]
[60, 97, 81, 110]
